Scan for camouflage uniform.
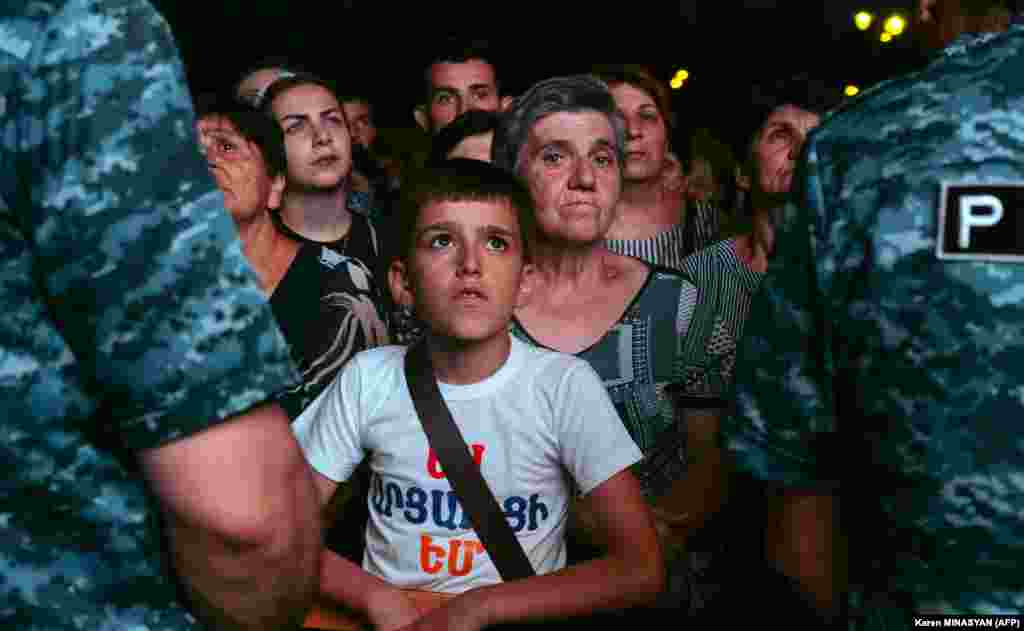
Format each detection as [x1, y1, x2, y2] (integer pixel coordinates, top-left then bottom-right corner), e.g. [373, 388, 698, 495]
[1, 1, 297, 628]
[727, 26, 1024, 626]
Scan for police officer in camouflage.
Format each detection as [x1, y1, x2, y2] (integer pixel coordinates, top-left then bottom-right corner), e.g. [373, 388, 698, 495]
[728, 0, 1023, 626]
[1, 1, 323, 629]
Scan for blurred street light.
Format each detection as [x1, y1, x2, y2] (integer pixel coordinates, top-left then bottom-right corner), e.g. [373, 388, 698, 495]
[884, 14, 907, 36]
[880, 31, 893, 43]
[854, 11, 874, 31]
[845, 84, 861, 97]
[670, 69, 689, 90]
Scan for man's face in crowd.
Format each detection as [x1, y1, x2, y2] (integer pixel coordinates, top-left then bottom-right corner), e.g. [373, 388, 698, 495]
[342, 100, 377, 151]
[418, 59, 501, 134]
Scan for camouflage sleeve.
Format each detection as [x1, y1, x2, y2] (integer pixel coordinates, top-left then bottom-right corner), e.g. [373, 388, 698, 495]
[724, 140, 839, 490]
[3, 0, 297, 451]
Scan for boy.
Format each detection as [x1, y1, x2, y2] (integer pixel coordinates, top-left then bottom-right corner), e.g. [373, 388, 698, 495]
[293, 159, 664, 630]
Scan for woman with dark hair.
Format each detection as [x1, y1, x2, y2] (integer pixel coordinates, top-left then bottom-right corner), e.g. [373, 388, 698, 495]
[592, 65, 719, 270]
[195, 91, 387, 417]
[253, 75, 390, 413]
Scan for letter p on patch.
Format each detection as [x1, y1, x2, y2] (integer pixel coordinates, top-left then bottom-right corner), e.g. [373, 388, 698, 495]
[959, 194, 1004, 248]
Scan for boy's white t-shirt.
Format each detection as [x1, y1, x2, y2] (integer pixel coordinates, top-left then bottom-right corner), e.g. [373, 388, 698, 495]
[294, 335, 642, 594]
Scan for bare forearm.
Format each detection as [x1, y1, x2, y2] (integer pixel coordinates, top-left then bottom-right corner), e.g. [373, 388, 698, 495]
[319, 547, 394, 613]
[648, 406, 728, 539]
[767, 490, 845, 621]
[144, 404, 325, 630]
[165, 467, 323, 630]
[652, 433, 727, 531]
[466, 550, 663, 627]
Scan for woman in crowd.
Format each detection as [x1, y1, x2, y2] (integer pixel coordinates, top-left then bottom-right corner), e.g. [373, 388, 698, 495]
[195, 93, 389, 418]
[491, 74, 837, 626]
[593, 65, 719, 270]
[258, 74, 393, 566]
[489, 74, 725, 617]
[260, 74, 379, 247]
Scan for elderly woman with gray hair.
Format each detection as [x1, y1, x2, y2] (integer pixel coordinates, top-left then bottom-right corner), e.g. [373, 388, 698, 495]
[492, 75, 729, 616]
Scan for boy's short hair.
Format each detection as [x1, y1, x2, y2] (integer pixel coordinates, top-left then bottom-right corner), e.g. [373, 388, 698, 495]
[391, 158, 536, 264]
[194, 91, 287, 177]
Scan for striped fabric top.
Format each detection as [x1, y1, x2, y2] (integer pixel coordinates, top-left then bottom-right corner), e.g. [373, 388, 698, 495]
[676, 238, 764, 402]
[605, 199, 721, 271]
[605, 223, 689, 271]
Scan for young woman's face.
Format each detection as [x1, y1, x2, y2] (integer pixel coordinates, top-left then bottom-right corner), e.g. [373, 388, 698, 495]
[269, 83, 353, 191]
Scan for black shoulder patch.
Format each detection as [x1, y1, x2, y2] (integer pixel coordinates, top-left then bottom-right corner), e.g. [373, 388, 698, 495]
[937, 182, 1024, 262]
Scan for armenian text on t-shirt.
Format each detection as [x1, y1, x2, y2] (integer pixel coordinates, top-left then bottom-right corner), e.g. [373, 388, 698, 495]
[369, 444, 550, 577]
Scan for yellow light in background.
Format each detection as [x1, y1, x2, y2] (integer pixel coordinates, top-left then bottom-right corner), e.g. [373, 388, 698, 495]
[670, 69, 689, 90]
[844, 84, 860, 97]
[883, 14, 906, 36]
[880, 31, 893, 43]
[854, 11, 874, 31]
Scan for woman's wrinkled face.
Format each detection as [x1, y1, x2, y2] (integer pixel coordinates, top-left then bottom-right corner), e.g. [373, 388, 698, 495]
[196, 114, 281, 223]
[752, 104, 820, 196]
[520, 110, 622, 246]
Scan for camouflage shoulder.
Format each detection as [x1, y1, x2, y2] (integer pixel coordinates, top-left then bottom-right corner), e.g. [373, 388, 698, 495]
[818, 26, 1024, 136]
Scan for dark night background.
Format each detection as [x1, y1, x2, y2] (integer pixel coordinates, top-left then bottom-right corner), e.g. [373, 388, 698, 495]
[153, 1, 930, 141]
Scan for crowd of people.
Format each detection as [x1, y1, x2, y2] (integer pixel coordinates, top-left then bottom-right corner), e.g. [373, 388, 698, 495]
[3, 0, 1022, 630]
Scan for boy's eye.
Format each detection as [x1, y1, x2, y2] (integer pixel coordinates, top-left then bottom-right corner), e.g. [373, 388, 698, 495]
[485, 236, 509, 251]
[286, 121, 305, 134]
[593, 153, 615, 167]
[428, 234, 453, 249]
[433, 93, 454, 105]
